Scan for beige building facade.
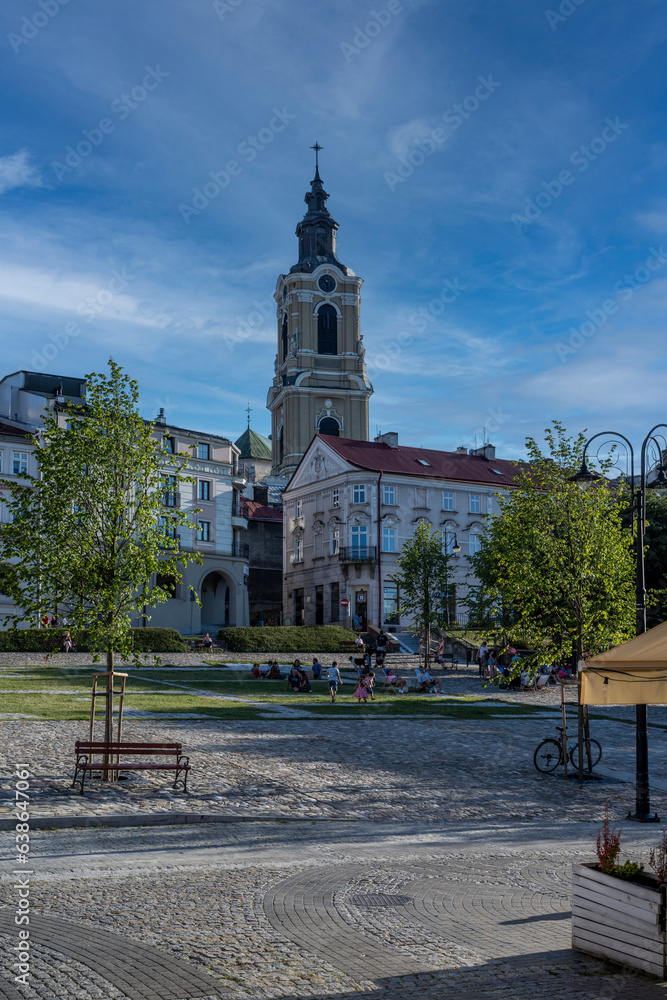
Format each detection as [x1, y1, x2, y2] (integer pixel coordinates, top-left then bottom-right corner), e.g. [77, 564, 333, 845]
[281, 433, 516, 632]
[267, 158, 372, 477]
[0, 371, 250, 633]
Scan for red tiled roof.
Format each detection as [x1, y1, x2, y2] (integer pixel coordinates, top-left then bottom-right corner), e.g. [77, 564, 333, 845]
[241, 498, 283, 521]
[317, 436, 523, 487]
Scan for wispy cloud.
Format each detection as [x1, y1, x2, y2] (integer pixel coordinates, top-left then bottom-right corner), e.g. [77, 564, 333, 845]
[0, 149, 42, 195]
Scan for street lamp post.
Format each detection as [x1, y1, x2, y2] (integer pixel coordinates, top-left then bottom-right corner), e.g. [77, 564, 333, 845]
[573, 425, 667, 822]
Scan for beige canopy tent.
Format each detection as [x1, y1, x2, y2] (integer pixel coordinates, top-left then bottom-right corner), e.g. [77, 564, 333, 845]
[581, 620, 667, 705]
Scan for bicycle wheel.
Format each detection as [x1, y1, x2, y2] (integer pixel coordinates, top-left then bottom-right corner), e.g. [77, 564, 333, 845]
[569, 739, 602, 770]
[533, 739, 563, 774]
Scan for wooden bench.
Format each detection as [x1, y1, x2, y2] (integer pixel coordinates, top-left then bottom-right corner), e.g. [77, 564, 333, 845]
[73, 741, 190, 795]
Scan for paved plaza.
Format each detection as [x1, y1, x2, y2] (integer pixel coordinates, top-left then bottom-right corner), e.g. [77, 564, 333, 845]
[2, 667, 667, 999]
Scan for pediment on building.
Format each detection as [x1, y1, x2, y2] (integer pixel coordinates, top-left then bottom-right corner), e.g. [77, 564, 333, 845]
[288, 438, 352, 491]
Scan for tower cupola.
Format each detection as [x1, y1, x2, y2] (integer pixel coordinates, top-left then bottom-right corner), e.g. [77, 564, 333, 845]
[292, 143, 347, 274]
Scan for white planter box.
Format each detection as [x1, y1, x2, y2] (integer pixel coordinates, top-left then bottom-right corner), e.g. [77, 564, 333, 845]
[572, 862, 666, 977]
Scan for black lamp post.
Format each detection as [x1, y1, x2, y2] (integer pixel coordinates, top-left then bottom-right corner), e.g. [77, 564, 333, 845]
[573, 425, 667, 822]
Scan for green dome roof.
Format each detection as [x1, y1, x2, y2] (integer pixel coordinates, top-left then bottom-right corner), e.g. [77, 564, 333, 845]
[235, 426, 272, 462]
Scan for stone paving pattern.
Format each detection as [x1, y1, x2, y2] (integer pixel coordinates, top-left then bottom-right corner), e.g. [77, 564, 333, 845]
[2, 660, 667, 998]
[1, 822, 666, 999]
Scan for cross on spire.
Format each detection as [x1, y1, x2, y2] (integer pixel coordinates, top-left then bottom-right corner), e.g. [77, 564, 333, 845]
[310, 141, 323, 171]
[246, 402, 252, 427]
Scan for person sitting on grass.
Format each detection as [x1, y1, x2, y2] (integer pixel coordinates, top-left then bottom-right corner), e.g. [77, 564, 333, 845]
[266, 662, 281, 680]
[251, 663, 261, 679]
[298, 668, 312, 693]
[415, 666, 443, 694]
[311, 657, 323, 680]
[286, 666, 302, 692]
[383, 667, 406, 692]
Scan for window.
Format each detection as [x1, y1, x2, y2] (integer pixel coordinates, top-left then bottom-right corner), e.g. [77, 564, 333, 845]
[12, 452, 28, 476]
[383, 583, 399, 625]
[352, 484, 366, 504]
[315, 584, 324, 625]
[331, 488, 339, 508]
[197, 442, 210, 460]
[281, 314, 288, 361]
[317, 304, 337, 355]
[330, 581, 340, 622]
[442, 491, 454, 511]
[469, 533, 482, 556]
[162, 474, 178, 507]
[0, 452, 3, 474]
[469, 494, 481, 514]
[164, 436, 175, 454]
[197, 520, 211, 542]
[382, 485, 395, 505]
[382, 526, 396, 553]
[417, 458, 431, 466]
[295, 500, 302, 518]
[351, 525, 368, 556]
[160, 517, 178, 540]
[279, 425, 284, 463]
[319, 417, 340, 436]
[294, 538, 303, 563]
[198, 480, 211, 501]
[330, 527, 340, 556]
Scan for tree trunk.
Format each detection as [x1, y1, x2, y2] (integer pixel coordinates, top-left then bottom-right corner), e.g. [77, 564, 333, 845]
[103, 646, 114, 782]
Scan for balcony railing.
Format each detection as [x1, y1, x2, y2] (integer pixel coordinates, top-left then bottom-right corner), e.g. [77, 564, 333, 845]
[339, 545, 378, 565]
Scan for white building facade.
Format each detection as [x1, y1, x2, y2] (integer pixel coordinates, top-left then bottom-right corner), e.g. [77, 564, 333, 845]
[0, 371, 249, 633]
[282, 432, 516, 632]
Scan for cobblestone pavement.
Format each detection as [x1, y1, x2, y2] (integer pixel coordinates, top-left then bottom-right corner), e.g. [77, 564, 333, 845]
[2, 670, 667, 998]
[2, 708, 667, 821]
[1, 820, 665, 999]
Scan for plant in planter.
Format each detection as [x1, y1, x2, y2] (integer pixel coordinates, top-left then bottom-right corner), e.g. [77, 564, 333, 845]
[649, 831, 667, 888]
[572, 804, 666, 977]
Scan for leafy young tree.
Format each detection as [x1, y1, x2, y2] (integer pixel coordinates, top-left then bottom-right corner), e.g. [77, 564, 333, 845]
[391, 519, 457, 664]
[0, 360, 201, 743]
[468, 422, 635, 670]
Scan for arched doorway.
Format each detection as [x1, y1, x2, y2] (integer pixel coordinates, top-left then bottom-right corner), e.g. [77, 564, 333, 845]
[200, 572, 233, 630]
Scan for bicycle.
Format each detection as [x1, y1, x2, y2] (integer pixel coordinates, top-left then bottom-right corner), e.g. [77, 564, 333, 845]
[533, 727, 602, 774]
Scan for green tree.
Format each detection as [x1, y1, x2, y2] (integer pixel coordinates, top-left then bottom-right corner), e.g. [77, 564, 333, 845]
[467, 422, 635, 671]
[391, 519, 457, 664]
[0, 360, 201, 744]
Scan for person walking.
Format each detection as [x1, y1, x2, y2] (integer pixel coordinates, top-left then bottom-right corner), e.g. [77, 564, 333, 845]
[353, 675, 369, 703]
[327, 661, 342, 703]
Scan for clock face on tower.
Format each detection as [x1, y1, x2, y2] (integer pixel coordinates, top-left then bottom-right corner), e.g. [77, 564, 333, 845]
[317, 274, 336, 293]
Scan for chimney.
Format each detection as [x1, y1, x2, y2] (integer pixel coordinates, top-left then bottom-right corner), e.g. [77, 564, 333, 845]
[469, 443, 496, 461]
[254, 483, 269, 505]
[156, 408, 167, 426]
[455, 446, 467, 454]
[375, 431, 399, 449]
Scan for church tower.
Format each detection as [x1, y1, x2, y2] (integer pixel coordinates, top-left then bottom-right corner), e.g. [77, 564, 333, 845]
[267, 145, 372, 477]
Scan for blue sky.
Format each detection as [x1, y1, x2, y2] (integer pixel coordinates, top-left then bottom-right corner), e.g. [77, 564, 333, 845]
[1, 0, 666, 462]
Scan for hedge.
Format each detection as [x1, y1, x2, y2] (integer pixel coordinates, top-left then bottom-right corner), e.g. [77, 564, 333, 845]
[217, 626, 357, 653]
[0, 627, 187, 654]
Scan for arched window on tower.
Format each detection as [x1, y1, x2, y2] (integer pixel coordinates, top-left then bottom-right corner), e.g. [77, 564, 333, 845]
[279, 425, 284, 463]
[319, 417, 340, 437]
[281, 314, 288, 361]
[317, 304, 337, 355]
[316, 226, 328, 256]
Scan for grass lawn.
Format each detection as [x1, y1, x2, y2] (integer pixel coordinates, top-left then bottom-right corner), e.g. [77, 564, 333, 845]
[0, 665, 557, 722]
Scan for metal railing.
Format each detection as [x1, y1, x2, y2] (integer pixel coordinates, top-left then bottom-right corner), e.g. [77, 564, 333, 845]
[339, 545, 378, 564]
